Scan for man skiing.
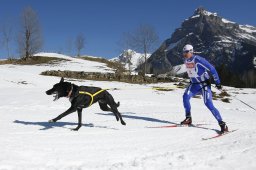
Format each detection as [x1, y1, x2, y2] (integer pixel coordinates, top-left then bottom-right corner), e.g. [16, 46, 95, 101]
[180, 44, 228, 133]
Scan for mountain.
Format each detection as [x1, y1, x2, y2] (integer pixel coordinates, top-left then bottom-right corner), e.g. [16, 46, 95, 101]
[110, 49, 150, 72]
[145, 7, 256, 81]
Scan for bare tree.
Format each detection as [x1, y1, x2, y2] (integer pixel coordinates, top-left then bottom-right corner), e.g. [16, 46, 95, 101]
[18, 6, 43, 59]
[122, 24, 159, 76]
[75, 33, 85, 57]
[2, 23, 13, 58]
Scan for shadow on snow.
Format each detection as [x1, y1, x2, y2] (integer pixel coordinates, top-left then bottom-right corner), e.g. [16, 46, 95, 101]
[96, 112, 176, 124]
[13, 120, 118, 130]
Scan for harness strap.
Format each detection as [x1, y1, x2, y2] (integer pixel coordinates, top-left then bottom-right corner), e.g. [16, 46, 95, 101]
[79, 89, 107, 107]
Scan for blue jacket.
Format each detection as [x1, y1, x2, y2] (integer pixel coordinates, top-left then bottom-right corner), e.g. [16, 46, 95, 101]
[184, 55, 220, 84]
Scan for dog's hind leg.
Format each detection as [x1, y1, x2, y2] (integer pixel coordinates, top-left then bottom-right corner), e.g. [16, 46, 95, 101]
[49, 106, 76, 123]
[99, 100, 112, 111]
[99, 100, 119, 121]
[72, 108, 83, 131]
[104, 91, 125, 125]
[110, 106, 126, 125]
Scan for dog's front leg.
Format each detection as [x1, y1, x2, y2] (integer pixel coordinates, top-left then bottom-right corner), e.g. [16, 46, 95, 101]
[49, 106, 76, 123]
[72, 108, 82, 131]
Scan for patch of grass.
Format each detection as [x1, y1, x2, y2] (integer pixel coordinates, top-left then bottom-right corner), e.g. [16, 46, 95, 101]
[219, 91, 231, 97]
[0, 59, 15, 65]
[174, 82, 186, 89]
[41, 70, 159, 84]
[221, 98, 230, 103]
[79, 56, 126, 73]
[212, 91, 218, 98]
[0, 56, 68, 65]
[153, 87, 175, 91]
[212, 91, 231, 103]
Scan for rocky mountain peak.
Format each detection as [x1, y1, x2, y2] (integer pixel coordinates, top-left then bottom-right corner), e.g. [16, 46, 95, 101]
[193, 7, 217, 17]
[142, 7, 256, 87]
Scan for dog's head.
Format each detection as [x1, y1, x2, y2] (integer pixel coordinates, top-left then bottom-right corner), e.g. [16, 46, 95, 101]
[46, 77, 72, 101]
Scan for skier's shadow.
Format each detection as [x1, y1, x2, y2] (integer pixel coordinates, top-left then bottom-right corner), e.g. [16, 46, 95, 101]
[13, 120, 118, 130]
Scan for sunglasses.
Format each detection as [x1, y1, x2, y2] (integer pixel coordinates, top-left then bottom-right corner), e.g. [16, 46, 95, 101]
[183, 50, 191, 54]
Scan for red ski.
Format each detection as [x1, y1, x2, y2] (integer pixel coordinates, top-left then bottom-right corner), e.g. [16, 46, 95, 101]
[147, 123, 208, 128]
[202, 129, 238, 141]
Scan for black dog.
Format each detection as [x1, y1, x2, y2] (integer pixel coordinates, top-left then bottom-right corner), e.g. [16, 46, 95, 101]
[46, 77, 126, 130]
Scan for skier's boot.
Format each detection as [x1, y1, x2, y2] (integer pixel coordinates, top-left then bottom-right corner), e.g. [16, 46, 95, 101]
[219, 121, 228, 133]
[180, 117, 192, 125]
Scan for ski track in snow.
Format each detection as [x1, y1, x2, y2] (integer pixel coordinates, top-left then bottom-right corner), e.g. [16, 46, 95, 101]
[0, 53, 256, 170]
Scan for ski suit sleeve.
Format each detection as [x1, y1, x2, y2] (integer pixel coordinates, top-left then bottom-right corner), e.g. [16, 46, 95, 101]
[196, 57, 221, 85]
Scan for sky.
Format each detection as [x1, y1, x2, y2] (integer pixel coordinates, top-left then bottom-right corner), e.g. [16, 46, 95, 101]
[0, 0, 256, 59]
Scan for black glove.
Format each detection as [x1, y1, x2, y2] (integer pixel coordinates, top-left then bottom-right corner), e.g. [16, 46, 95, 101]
[216, 84, 222, 90]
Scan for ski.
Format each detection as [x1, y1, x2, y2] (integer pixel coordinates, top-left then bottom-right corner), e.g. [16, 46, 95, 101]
[202, 129, 238, 141]
[147, 123, 208, 128]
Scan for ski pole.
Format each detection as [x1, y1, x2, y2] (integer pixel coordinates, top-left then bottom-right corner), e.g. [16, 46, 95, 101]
[211, 84, 256, 112]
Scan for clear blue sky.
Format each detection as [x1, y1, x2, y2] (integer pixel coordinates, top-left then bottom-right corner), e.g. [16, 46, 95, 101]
[0, 0, 255, 59]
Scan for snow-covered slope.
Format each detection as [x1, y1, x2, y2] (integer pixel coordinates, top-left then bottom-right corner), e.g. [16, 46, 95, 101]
[110, 49, 151, 72]
[33, 52, 114, 73]
[0, 57, 256, 170]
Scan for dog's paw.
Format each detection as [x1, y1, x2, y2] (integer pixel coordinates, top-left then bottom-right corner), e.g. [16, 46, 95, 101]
[71, 128, 79, 131]
[121, 121, 126, 126]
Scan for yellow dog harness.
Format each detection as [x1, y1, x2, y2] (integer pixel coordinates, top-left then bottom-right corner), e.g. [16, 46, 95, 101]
[79, 89, 107, 107]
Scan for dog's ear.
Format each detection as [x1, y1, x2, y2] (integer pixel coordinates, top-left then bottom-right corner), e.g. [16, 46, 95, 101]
[60, 77, 64, 83]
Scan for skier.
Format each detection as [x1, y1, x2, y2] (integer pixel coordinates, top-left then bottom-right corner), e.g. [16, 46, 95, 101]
[180, 44, 228, 133]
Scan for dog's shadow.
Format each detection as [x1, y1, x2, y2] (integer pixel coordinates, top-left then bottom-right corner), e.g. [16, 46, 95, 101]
[13, 120, 118, 131]
[96, 112, 219, 132]
[96, 112, 176, 124]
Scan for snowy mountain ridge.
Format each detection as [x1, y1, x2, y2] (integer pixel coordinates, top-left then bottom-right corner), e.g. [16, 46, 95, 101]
[145, 7, 256, 82]
[110, 49, 151, 72]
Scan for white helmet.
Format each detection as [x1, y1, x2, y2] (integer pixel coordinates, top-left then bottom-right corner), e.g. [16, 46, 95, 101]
[183, 44, 193, 53]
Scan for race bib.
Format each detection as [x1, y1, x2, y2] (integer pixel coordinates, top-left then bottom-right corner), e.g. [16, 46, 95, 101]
[186, 62, 198, 77]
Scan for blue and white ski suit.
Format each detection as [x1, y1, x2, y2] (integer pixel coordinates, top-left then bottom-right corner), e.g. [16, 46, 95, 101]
[183, 55, 223, 122]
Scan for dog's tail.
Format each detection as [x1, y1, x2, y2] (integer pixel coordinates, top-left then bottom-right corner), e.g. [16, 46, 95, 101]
[116, 101, 120, 107]
[105, 90, 120, 108]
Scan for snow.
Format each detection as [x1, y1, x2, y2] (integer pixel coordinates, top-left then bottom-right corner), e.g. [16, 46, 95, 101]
[0, 56, 256, 170]
[186, 9, 219, 22]
[222, 18, 236, 24]
[239, 25, 256, 34]
[33, 52, 114, 73]
[34, 52, 73, 59]
[236, 32, 256, 42]
[215, 36, 235, 44]
[235, 24, 256, 42]
[191, 14, 200, 19]
[203, 11, 217, 16]
[244, 24, 255, 28]
[197, 9, 217, 17]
